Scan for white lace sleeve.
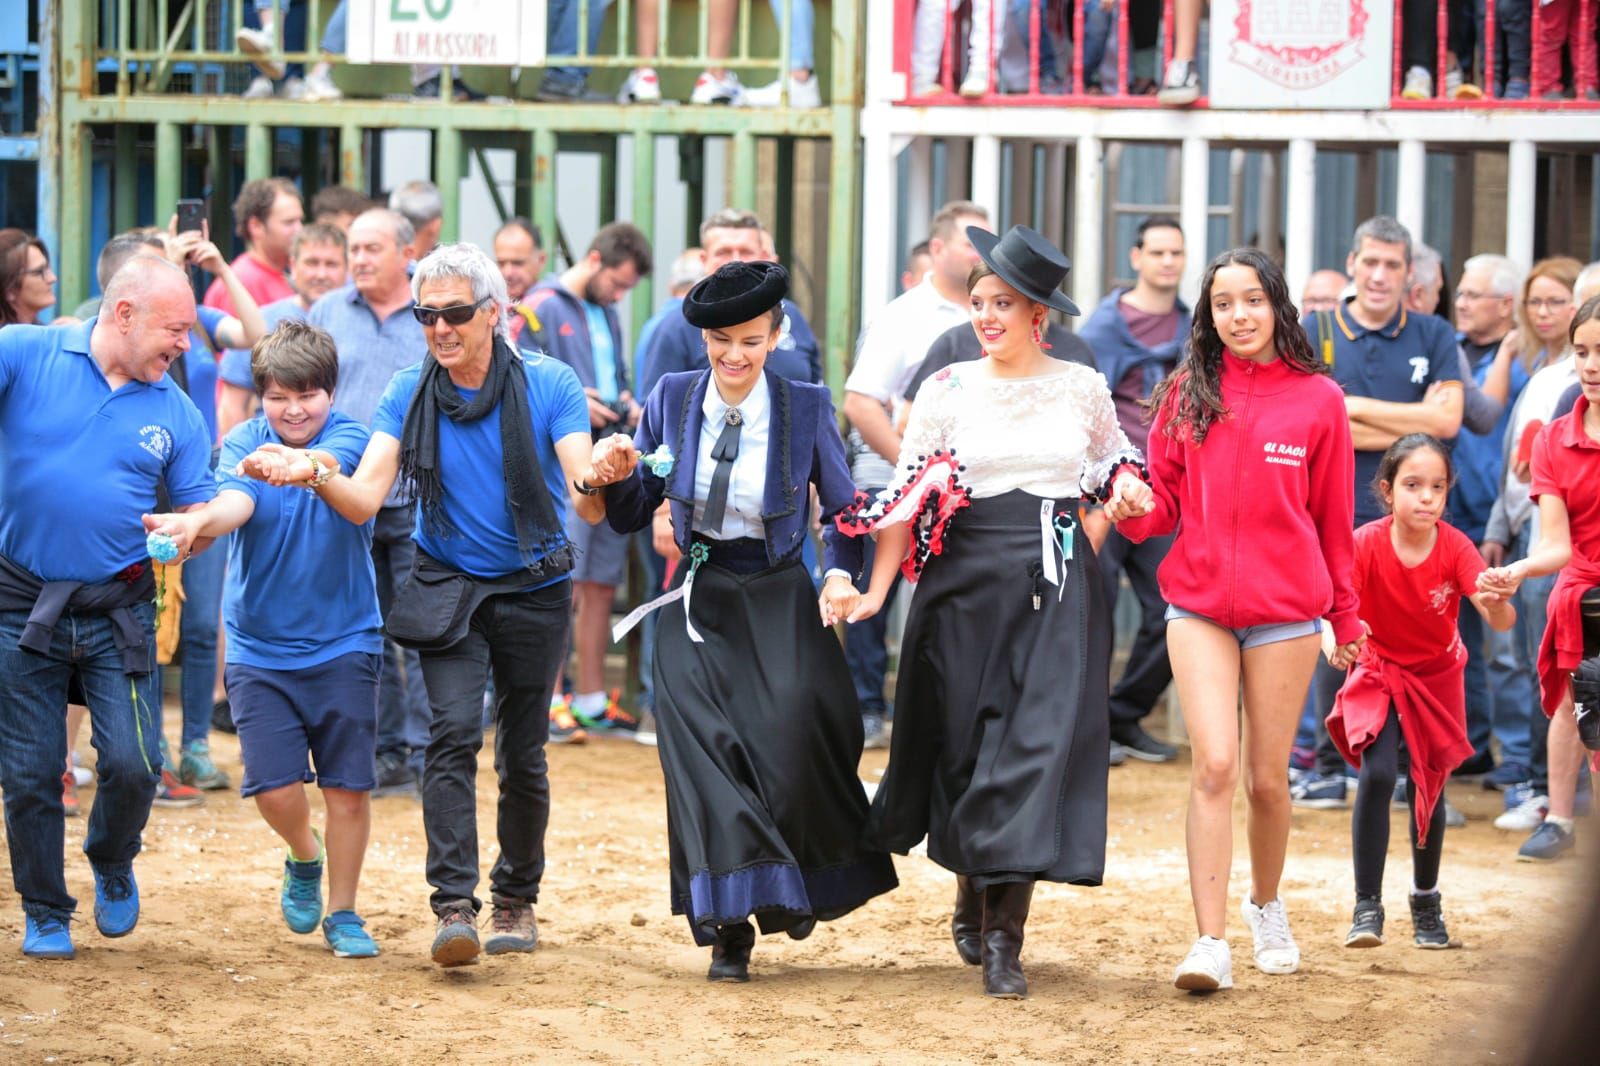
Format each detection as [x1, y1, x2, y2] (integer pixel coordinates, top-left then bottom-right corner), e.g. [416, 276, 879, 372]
[881, 376, 955, 503]
[1078, 375, 1145, 500]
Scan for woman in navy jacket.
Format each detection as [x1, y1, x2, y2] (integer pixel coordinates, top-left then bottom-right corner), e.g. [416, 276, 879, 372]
[584, 261, 897, 982]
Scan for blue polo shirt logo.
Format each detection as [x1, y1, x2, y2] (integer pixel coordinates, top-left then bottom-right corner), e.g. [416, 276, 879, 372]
[1409, 358, 1429, 384]
[138, 424, 175, 461]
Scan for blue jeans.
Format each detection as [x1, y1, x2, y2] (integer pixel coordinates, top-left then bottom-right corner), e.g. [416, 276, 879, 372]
[320, 0, 347, 53]
[1486, 577, 1538, 769]
[173, 536, 225, 748]
[246, 0, 308, 79]
[0, 604, 160, 923]
[1459, 598, 1493, 760]
[1517, 526, 1556, 787]
[843, 497, 897, 717]
[544, 0, 613, 90]
[1493, 0, 1531, 84]
[372, 506, 431, 776]
[769, 0, 816, 70]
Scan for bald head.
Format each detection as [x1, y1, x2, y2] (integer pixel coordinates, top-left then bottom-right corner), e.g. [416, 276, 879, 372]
[103, 253, 191, 310]
[93, 254, 197, 387]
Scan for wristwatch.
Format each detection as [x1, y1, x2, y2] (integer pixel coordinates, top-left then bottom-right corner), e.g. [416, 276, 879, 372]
[573, 477, 600, 496]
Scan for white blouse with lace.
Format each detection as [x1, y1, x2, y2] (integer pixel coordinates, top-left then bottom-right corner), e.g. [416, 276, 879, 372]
[883, 361, 1142, 504]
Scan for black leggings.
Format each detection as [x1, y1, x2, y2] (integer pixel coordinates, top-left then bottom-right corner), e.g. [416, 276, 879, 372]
[1353, 709, 1445, 899]
[1583, 587, 1600, 656]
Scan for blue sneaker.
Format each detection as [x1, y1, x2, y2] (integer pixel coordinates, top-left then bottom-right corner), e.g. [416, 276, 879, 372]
[1483, 761, 1530, 791]
[22, 914, 75, 959]
[281, 834, 325, 934]
[1290, 772, 1348, 810]
[92, 866, 139, 938]
[322, 910, 380, 958]
[1518, 819, 1575, 861]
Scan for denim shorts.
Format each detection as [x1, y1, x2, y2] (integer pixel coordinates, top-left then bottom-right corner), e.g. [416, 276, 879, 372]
[225, 650, 380, 797]
[1164, 604, 1323, 650]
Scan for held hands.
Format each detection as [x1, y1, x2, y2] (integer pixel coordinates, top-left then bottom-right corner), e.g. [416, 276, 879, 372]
[236, 442, 323, 486]
[1477, 563, 1524, 599]
[1322, 620, 1369, 671]
[818, 575, 861, 627]
[588, 434, 639, 487]
[1104, 473, 1153, 523]
[845, 586, 886, 625]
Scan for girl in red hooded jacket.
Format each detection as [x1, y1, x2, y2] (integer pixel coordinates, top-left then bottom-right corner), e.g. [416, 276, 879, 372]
[1117, 248, 1363, 993]
[1327, 435, 1514, 952]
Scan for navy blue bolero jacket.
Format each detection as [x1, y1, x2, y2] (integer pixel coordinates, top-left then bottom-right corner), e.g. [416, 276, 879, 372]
[604, 369, 865, 579]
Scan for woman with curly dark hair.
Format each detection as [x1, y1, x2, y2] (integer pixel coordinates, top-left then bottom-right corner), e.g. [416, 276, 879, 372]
[1118, 247, 1363, 992]
[0, 229, 56, 326]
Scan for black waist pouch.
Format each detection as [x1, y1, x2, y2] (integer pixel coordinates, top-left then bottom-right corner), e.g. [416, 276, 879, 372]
[385, 552, 529, 652]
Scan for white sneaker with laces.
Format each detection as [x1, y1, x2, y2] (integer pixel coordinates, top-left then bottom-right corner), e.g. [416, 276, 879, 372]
[1401, 65, 1432, 99]
[689, 70, 743, 105]
[958, 68, 989, 98]
[1495, 793, 1549, 831]
[1240, 897, 1300, 974]
[619, 67, 662, 103]
[281, 76, 308, 101]
[744, 75, 822, 108]
[1157, 58, 1200, 105]
[1173, 935, 1233, 991]
[243, 75, 275, 100]
[301, 70, 343, 102]
[236, 26, 286, 79]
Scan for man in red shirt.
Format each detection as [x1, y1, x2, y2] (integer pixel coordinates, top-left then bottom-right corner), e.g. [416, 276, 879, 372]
[204, 177, 303, 316]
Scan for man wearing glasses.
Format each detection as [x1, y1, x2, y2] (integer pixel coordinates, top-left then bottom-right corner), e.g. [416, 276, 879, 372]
[308, 208, 431, 800]
[278, 242, 607, 966]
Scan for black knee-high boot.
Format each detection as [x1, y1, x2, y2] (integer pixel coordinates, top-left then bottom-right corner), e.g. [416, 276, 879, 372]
[952, 876, 983, 965]
[980, 881, 1033, 999]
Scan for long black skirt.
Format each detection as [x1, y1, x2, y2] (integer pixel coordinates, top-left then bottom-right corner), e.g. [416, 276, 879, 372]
[869, 490, 1111, 889]
[653, 539, 898, 946]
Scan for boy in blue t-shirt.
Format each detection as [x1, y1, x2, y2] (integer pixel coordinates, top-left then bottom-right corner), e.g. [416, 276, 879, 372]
[144, 321, 383, 959]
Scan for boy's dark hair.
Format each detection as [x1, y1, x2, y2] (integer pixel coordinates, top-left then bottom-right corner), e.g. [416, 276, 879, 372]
[1135, 215, 1183, 248]
[233, 177, 300, 243]
[1372, 433, 1455, 511]
[1572, 294, 1600, 342]
[310, 184, 373, 222]
[590, 221, 653, 276]
[252, 320, 340, 397]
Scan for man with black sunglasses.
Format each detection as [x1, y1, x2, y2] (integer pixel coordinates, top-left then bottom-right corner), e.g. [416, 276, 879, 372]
[308, 207, 432, 801]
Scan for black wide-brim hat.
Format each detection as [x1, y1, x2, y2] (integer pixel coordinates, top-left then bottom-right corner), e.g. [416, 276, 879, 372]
[967, 224, 1081, 316]
[682, 260, 789, 329]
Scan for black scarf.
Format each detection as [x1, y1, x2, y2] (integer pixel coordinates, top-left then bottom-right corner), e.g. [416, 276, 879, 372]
[398, 336, 573, 580]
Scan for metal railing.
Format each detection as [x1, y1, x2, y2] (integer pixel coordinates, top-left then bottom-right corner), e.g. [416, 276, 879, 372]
[892, 0, 1600, 109]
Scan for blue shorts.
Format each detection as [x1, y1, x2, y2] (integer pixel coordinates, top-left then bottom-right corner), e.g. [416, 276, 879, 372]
[566, 508, 629, 586]
[225, 651, 381, 797]
[1164, 605, 1322, 650]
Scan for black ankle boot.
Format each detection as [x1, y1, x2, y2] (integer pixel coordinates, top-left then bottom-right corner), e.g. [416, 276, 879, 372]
[707, 921, 755, 982]
[952, 875, 982, 966]
[980, 881, 1033, 999]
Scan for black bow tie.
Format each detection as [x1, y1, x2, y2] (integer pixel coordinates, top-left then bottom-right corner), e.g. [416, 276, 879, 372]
[703, 407, 742, 534]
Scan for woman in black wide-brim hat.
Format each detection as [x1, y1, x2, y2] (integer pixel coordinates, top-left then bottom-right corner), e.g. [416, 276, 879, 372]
[842, 225, 1155, 999]
[583, 260, 897, 983]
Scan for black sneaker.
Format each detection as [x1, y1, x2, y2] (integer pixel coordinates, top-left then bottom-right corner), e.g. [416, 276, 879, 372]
[1111, 723, 1179, 763]
[1110, 741, 1128, 767]
[372, 751, 418, 798]
[1409, 891, 1454, 949]
[1451, 751, 1496, 779]
[1571, 657, 1600, 752]
[1344, 896, 1384, 947]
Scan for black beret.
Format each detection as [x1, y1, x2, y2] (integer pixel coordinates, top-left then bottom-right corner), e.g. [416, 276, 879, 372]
[682, 260, 789, 329]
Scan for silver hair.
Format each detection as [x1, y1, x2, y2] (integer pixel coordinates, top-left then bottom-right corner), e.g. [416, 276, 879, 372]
[1349, 215, 1413, 265]
[1411, 242, 1442, 289]
[1461, 253, 1521, 298]
[411, 242, 512, 343]
[1576, 261, 1600, 304]
[353, 207, 415, 250]
[668, 248, 707, 292]
[388, 180, 443, 227]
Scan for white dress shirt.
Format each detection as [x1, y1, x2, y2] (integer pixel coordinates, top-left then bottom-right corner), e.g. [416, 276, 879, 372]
[693, 373, 771, 540]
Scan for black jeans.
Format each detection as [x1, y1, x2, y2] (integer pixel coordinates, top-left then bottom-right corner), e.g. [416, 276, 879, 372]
[1099, 529, 1174, 733]
[419, 580, 571, 914]
[1312, 657, 1353, 777]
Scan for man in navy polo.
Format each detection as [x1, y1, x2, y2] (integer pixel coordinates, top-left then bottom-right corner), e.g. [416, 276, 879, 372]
[0, 255, 214, 960]
[1291, 216, 1464, 809]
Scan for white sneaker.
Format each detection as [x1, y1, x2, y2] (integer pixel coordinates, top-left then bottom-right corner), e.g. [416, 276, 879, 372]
[281, 76, 307, 101]
[1240, 897, 1300, 974]
[689, 69, 743, 105]
[236, 26, 286, 79]
[301, 69, 343, 102]
[743, 74, 822, 108]
[958, 68, 989, 98]
[1173, 935, 1233, 991]
[1495, 793, 1549, 831]
[1401, 65, 1432, 99]
[243, 75, 275, 100]
[1157, 58, 1200, 106]
[618, 67, 662, 103]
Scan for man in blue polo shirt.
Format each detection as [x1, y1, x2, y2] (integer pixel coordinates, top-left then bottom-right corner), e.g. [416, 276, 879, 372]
[144, 320, 384, 959]
[291, 243, 606, 967]
[1291, 216, 1464, 809]
[309, 207, 430, 797]
[0, 255, 214, 960]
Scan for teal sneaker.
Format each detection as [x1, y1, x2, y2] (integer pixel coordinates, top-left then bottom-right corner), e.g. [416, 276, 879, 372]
[322, 910, 380, 958]
[178, 740, 230, 790]
[280, 832, 325, 934]
[92, 865, 140, 938]
[22, 914, 75, 959]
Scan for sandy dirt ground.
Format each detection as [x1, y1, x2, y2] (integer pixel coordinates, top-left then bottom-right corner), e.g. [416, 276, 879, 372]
[0, 716, 1576, 1065]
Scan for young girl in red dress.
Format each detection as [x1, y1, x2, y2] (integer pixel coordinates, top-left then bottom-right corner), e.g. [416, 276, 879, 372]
[1327, 434, 1515, 950]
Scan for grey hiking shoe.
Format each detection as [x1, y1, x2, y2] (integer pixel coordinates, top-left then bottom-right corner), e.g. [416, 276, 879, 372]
[431, 901, 481, 966]
[484, 896, 538, 955]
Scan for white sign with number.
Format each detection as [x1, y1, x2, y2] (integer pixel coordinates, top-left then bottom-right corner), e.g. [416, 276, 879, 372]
[1208, 0, 1394, 109]
[348, 0, 547, 67]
